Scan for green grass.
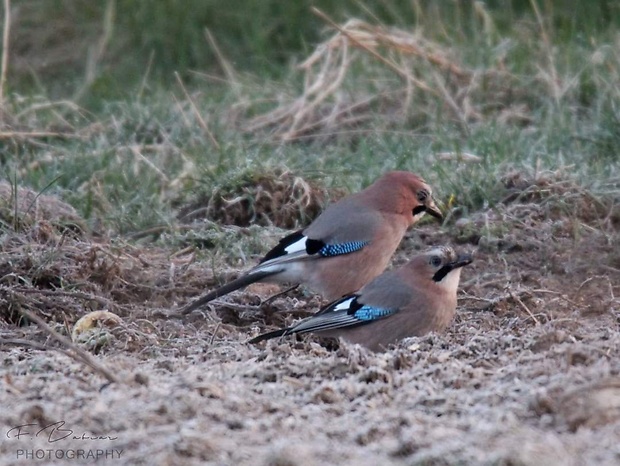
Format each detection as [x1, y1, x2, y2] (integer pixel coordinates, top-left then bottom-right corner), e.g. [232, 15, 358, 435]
[1, 1, 619, 258]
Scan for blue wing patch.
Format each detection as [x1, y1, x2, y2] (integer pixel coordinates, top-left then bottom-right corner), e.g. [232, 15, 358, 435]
[353, 305, 396, 321]
[318, 241, 369, 257]
[260, 234, 368, 264]
[253, 295, 399, 339]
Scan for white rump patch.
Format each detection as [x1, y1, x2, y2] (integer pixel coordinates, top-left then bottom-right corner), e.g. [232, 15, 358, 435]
[284, 236, 308, 255]
[332, 297, 355, 312]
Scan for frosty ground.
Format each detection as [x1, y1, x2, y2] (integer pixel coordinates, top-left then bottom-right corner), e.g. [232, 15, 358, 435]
[1, 171, 619, 466]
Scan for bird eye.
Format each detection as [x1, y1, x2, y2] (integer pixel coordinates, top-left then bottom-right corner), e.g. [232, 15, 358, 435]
[417, 190, 428, 202]
[430, 256, 442, 267]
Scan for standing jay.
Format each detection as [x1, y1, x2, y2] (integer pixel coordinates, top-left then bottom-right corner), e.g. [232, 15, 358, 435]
[179, 171, 442, 315]
[249, 246, 472, 351]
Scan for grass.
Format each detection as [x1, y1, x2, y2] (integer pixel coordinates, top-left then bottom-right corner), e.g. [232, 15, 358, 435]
[2, 6, 620, 464]
[1, 1, 619, 263]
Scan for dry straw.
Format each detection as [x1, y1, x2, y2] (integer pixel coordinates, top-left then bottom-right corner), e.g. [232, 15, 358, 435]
[245, 7, 518, 142]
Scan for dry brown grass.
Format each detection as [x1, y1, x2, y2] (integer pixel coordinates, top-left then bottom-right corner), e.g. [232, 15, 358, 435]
[177, 169, 343, 229]
[244, 11, 531, 142]
[0, 180, 86, 233]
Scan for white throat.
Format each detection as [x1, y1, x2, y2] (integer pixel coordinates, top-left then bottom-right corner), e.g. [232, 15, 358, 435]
[437, 267, 463, 294]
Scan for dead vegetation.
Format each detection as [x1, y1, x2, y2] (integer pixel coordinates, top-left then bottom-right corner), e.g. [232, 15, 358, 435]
[244, 10, 534, 142]
[1, 167, 619, 464]
[1, 166, 618, 334]
[1, 3, 620, 463]
[177, 169, 343, 228]
[0, 180, 86, 234]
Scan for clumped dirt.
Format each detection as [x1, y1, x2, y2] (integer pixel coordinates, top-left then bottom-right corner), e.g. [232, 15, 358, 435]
[0, 181, 87, 235]
[1, 172, 619, 465]
[178, 169, 342, 229]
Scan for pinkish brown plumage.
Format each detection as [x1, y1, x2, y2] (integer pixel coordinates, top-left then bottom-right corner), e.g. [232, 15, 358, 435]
[179, 171, 442, 315]
[250, 247, 472, 351]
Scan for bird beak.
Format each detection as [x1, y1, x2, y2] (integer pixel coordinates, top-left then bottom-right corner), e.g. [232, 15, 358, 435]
[432, 252, 473, 282]
[451, 253, 473, 269]
[425, 198, 443, 221]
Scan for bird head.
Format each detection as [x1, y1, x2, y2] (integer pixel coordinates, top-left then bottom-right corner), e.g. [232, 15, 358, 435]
[374, 171, 443, 224]
[410, 246, 472, 292]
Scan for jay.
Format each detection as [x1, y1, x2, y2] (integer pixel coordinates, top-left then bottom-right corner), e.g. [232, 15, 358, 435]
[179, 171, 442, 315]
[249, 246, 472, 351]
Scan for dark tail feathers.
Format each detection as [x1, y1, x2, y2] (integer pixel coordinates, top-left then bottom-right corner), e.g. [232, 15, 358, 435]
[248, 327, 291, 344]
[178, 270, 278, 315]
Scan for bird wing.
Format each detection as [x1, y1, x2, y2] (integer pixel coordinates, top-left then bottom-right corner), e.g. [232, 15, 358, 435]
[253, 228, 370, 274]
[303, 197, 383, 244]
[290, 295, 400, 334]
[251, 197, 385, 274]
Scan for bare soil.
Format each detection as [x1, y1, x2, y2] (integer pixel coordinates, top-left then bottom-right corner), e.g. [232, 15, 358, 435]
[1, 174, 619, 465]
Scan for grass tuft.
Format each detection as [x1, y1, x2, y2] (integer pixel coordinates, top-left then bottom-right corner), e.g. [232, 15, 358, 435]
[0, 1, 618, 255]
